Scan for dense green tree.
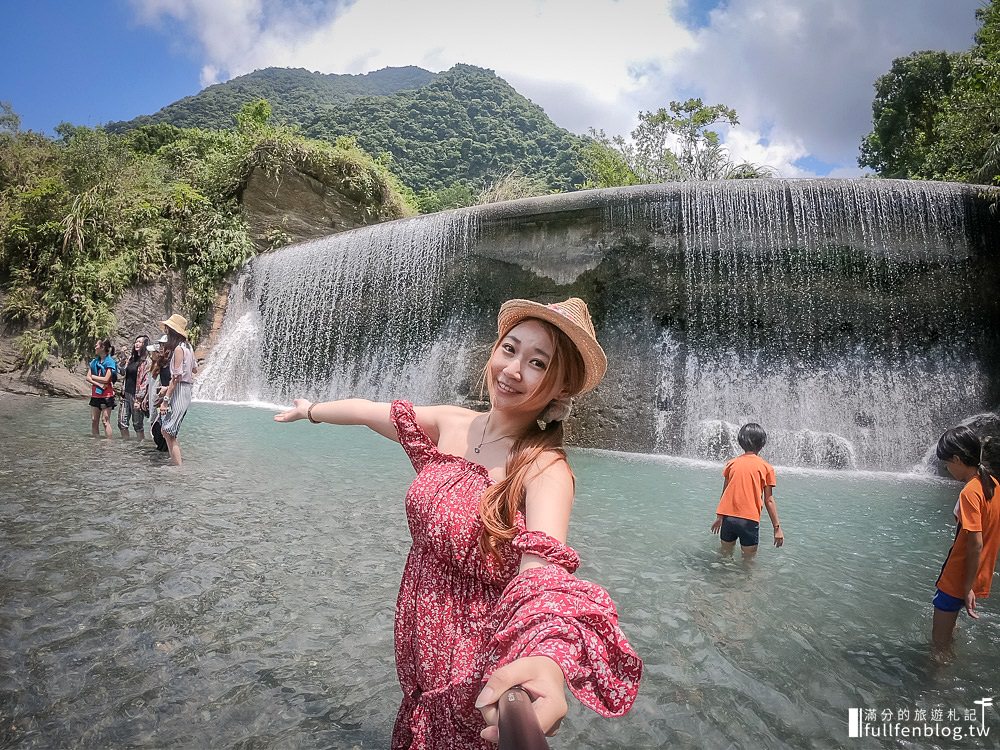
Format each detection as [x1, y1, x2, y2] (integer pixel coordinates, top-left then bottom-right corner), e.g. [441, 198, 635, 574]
[0, 101, 19, 135]
[305, 65, 585, 193]
[125, 123, 186, 155]
[0, 100, 415, 365]
[636, 99, 738, 181]
[108, 64, 586, 196]
[579, 99, 773, 187]
[924, 2, 1000, 183]
[859, 0, 1000, 192]
[858, 51, 957, 178]
[578, 134, 641, 188]
[415, 183, 477, 213]
[106, 66, 436, 133]
[235, 98, 274, 133]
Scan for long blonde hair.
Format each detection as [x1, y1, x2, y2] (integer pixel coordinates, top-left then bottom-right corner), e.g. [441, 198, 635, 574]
[478, 318, 587, 558]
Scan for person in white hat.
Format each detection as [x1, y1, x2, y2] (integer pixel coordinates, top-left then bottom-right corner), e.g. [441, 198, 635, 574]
[275, 297, 641, 747]
[157, 314, 199, 466]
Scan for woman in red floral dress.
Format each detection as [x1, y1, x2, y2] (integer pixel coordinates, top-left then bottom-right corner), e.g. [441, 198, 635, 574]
[275, 297, 642, 748]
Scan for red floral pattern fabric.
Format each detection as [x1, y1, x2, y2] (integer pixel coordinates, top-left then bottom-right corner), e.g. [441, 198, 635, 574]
[389, 400, 642, 749]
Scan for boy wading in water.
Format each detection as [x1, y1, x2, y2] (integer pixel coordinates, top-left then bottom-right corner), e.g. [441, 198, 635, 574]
[710, 423, 784, 559]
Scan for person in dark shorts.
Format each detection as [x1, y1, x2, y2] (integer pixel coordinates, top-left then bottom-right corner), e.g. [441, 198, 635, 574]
[932, 427, 1000, 657]
[117, 334, 150, 440]
[710, 423, 784, 559]
[86, 338, 118, 438]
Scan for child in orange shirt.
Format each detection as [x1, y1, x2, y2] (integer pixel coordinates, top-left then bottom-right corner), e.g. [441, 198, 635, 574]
[932, 427, 1000, 655]
[710, 423, 784, 558]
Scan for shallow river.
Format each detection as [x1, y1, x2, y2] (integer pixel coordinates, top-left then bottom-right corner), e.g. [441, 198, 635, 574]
[2, 395, 998, 748]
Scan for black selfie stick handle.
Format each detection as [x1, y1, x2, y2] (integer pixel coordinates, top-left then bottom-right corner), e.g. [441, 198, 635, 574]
[498, 686, 550, 750]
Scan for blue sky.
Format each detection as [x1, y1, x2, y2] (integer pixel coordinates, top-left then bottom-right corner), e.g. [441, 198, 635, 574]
[2, 2, 203, 133]
[0, 0, 984, 177]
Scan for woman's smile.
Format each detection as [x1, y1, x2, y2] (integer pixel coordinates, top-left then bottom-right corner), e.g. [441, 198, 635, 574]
[496, 379, 520, 395]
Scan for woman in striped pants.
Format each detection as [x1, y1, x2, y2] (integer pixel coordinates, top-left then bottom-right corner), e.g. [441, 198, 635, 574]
[158, 314, 199, 467]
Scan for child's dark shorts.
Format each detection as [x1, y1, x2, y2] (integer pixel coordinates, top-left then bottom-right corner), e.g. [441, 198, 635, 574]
[720, 516, 760, 546]
[932, 588, 964, 612]
[89, 396, 117, 410]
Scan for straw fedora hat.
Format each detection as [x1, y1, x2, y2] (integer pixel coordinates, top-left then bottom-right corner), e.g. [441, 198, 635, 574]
[497, 297, 607, 394]
[161, 314, 189, 339]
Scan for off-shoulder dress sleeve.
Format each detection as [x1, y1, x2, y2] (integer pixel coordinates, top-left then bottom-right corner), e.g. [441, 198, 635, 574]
[482, 530, 643, 717]
[390, 399, 439, 474]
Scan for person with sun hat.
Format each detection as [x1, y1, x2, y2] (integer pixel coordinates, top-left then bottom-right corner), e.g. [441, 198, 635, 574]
[275, 297, 642, 748]
[158, 314, 198, 466]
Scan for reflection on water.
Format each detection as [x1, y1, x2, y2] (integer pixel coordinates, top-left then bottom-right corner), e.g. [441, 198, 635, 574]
[1, 394, 999, 749]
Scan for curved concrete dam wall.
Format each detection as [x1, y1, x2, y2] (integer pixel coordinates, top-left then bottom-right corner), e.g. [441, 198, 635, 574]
[196, 179, 1000, 471]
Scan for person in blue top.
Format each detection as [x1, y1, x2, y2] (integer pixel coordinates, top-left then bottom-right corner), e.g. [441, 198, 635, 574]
[86, 338, 118, 438]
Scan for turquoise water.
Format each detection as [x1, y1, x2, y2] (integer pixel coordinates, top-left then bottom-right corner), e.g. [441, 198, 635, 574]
[2, 394, 999, 748]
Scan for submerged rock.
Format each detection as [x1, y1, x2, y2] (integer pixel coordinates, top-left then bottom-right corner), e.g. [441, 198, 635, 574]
[793, 430, 857, 470]
[693, 420, 740, 461]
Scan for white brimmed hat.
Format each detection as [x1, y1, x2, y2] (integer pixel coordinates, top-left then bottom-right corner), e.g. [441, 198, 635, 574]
[497, 297, 607, 393]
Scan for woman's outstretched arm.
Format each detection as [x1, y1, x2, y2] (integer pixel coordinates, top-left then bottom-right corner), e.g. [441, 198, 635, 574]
[519, 456, 574, 572]
[478, 454, 642, 743]
[274, 398, 444, 444]
[274, 398, 396, 440]
[478, 456, 575, 743]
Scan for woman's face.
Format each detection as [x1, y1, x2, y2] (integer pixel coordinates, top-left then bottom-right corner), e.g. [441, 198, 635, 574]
[488, 320, 562, 413]
[94, 340, 105, 356]
[134, 337, 146, 352]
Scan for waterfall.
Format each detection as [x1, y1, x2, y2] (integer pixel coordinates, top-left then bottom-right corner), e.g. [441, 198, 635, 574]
[196, 211, 481, 406]
[197, 179, 999, 470]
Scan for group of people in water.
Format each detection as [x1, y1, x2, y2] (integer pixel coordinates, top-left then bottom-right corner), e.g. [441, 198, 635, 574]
[81, 295, 1000, 746]
[85, 313, 197, 466]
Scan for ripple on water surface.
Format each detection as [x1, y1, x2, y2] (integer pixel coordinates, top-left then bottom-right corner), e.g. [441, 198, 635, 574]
[1, 395, 998, 748]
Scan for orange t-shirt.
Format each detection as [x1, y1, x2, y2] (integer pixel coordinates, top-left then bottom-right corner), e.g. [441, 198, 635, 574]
[715, 453, 776, 523]
[937, 477, 1000, 599]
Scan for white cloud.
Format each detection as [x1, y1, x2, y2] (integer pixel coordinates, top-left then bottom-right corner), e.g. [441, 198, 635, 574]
[200, 64, 221, 87]
[129, 0, 984, 176]
[130, 0, 694, 114]
[669, 0, 982, 169]
[723, 127, 810, 177]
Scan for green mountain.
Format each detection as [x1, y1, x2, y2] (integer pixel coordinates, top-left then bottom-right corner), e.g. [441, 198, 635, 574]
[107, 64, 585, 194]
[106, 66, 434, 133]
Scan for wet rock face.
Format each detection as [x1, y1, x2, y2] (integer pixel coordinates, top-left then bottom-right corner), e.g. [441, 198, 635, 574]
[241, 164, 382, 251]
[113, 273, 190, 347]
[0, 290, 86, 398]
[0, 337, 88, 398]
[0, 276, 198, 399]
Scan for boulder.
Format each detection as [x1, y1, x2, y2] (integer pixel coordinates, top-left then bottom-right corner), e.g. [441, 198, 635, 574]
[241, 163, 384, 251]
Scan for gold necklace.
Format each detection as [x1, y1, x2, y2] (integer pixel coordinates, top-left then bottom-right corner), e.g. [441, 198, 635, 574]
[474, 412, 515, 454]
